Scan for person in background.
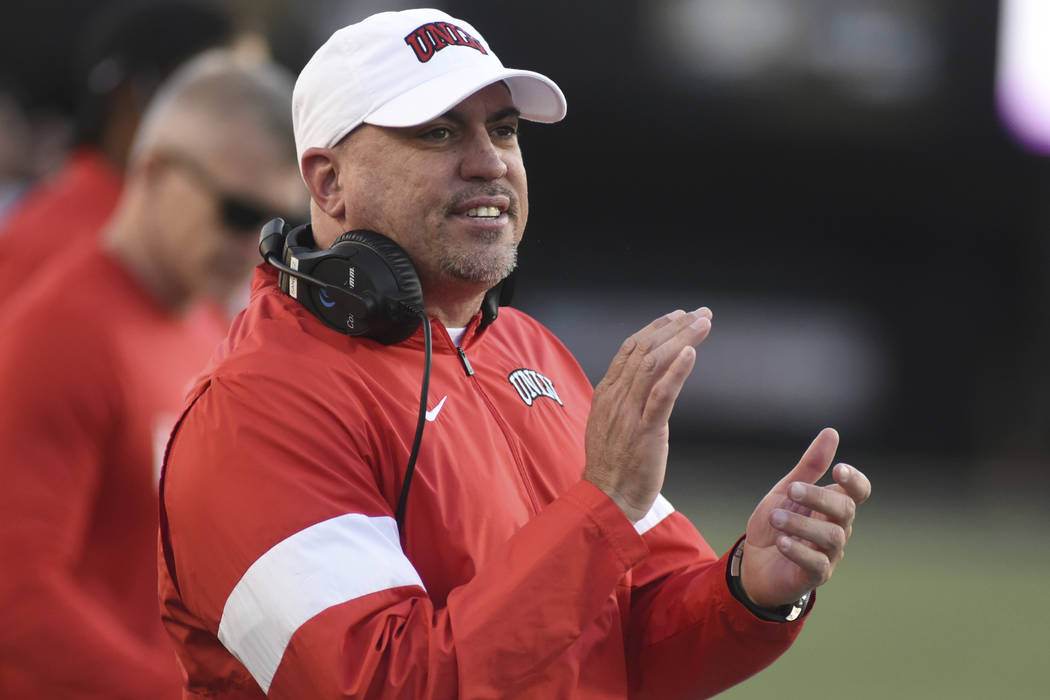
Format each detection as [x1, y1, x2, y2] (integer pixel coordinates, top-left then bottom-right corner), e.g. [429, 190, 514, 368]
[159, 9, 871, 698]
[0, 50, 304, 699]
[0, 0, 234, 307]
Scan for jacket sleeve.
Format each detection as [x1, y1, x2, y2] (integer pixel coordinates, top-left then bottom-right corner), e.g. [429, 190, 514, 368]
[0, 314, 182, 699]
[625, 504, 808, 699]
[163, 373, 649, 699]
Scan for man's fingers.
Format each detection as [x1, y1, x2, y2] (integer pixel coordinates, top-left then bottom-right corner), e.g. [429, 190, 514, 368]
[833, 463, 872, 505]
[774, 537, 833, 588]
[597, 307, 710, 406]
[629, 308, 710, 364]
[641, 345, 696, 428]
[779, 427, 839, 488]
[623, 311, 710, 407]
[769, 508, 847, 559]
[600, 310, 686, 387]
[786, 480, 856, 527]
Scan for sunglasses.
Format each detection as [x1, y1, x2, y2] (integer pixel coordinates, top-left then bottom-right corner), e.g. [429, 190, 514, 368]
[160, 151, 301, 234]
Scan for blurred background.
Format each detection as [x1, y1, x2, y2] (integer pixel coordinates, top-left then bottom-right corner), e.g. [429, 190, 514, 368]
[2, 0, 1046, 697]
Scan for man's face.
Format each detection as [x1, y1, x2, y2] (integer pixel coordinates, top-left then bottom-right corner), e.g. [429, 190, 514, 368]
[333, 82, 528, 292]
[147, 127, 305, 305]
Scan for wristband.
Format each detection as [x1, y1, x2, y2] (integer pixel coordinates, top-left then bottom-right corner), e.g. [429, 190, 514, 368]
[726, 537, 811, 623]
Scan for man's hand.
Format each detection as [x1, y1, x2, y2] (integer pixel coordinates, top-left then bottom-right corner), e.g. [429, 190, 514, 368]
[584, 308, 713, 522]
[740, 428, 872, 608]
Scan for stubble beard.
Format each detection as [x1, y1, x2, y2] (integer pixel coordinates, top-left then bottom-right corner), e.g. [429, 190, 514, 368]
[437, 235, 518, 286]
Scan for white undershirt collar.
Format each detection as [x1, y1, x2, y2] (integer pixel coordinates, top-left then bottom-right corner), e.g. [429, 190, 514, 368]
[445, 326, 467, 346]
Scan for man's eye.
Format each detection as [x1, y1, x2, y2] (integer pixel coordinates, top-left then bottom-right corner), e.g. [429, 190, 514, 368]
[422, 127, 452, 141]
[493, 124, 518, 139]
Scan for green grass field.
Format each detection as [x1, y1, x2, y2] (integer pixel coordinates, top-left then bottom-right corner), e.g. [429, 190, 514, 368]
[665, 449, 1049, 699]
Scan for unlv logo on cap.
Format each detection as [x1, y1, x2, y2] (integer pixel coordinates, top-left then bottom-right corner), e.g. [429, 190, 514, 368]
[404, 22, 488, 63]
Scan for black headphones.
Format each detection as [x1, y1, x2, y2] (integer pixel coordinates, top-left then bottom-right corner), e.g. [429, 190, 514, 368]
[258, 217, 513, 343]
[258, 218, 424, 345]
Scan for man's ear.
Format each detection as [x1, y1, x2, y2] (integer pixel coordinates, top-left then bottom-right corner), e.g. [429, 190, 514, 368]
[301, 147, 346, 220]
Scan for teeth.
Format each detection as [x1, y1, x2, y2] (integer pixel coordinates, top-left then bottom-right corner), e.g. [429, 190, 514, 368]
[465, 206, 501, 218]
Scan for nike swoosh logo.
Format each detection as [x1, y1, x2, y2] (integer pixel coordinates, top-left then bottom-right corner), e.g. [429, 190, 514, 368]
[318, 289, 336, 308]
[425, 396, 447, 422]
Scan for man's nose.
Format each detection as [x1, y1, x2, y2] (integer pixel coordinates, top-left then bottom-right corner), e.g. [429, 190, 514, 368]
[459, 132, 508, 181]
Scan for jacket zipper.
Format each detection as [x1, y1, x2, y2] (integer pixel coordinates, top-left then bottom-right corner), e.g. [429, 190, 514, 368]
[456, 346, 474, 376]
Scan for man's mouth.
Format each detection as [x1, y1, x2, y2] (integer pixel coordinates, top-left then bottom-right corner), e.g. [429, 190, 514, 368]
[465, 206, 502, 219]
[450, 189, 514, 220]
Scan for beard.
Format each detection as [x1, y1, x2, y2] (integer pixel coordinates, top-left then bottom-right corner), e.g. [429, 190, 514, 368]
[437, 235, 518, 285]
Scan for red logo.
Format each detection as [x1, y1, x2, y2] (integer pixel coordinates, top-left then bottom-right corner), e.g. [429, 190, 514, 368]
[404, 22, 488, 63]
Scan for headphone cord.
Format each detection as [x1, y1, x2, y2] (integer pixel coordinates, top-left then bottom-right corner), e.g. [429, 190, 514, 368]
[395, 312, 431, 534]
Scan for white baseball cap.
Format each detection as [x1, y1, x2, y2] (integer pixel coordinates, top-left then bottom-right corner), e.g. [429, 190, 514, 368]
[292, 8, 567, 168]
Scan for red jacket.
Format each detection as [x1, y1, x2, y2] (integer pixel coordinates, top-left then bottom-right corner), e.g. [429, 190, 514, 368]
[160, 265, 805, 699]
[0, 245, 225, 698]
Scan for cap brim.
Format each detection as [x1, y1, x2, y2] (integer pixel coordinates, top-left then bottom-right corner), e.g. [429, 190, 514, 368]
[364, 64, 566, 128]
